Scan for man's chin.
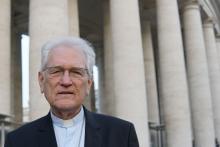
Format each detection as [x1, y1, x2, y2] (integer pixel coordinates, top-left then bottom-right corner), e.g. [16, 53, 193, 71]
[53, 103, 81, 112]
[51, 105, 82, 119]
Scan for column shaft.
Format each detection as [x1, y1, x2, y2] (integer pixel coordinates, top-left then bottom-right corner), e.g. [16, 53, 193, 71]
[216, 37, 220, 67]
[68, 0, 79, 36]
[156, 0, 193, 146]
[183, 3, 215, 147]
[0, 0, 11, 115]
[101, 0, 115, 115]
[142, 21, 160, 124]
[110, 0, 150, 146]
[142, 21, 160, 147]
[11, 30, 23, 123]
[96, 46, 104, 113]
[1, 123, 5, 147]
[83, 87, 92, 111]
[203, 20, 220, 143]
[29, 0, 69, 120]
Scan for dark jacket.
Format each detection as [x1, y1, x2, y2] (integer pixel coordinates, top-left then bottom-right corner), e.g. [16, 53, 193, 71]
[5, 108, 139, 147]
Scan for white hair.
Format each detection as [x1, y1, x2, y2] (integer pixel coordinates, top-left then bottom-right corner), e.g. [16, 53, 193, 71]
[41, 36, 96, 78]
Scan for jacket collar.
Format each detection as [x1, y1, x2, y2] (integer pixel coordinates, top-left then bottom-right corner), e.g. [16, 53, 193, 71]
[37, 114, 58, 147]
[36, 106, 102, 147]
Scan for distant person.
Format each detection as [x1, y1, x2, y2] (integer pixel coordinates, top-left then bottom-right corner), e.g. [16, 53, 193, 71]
[5, 36, 139, 147]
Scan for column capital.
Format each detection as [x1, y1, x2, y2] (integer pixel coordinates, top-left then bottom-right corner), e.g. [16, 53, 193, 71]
[216, 34, 220, 42]
[183, 1, 199, 12]
[216, 34, 220, 39]
[203, 18, 215, 28]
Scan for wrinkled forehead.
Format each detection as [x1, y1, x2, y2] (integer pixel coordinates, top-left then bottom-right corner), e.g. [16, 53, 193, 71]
[47, 45, 87, 66]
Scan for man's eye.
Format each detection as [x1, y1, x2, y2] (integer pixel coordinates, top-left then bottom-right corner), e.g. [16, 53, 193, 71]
[70, 70, 83, 76]
[50, 69, 62, 74]
[73, 70, 82, 75]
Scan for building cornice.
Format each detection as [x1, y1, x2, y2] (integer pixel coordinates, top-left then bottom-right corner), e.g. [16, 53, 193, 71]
[198, 0, 220, 33]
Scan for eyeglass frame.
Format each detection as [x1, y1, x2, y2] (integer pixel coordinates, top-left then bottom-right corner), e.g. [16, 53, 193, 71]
[42, 66, 89, 80]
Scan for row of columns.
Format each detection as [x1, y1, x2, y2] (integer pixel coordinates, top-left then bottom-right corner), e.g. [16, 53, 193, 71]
[28, 0, 151, 146]
[156, 0, 220, 146]
[0, 0, 23, 133]
[28, 1, 150, 147]
[183, 2, 215, 147]
[203, 19, 220, 145]
[1, 0, 220, 147]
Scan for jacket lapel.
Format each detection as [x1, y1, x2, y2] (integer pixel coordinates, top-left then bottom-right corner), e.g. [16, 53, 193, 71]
[84, 108, 102, 147]
[35, 108, 101, 147]
[37, 113, 58, 147]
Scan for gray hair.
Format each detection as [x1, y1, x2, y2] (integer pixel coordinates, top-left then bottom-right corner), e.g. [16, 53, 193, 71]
[41, 36, 96, 78]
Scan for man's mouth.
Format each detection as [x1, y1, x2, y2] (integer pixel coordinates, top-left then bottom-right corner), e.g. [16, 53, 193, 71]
[57, 91, 74, 94]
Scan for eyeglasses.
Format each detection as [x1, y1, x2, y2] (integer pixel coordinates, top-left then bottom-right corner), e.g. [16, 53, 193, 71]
[43, 66, 88, 79]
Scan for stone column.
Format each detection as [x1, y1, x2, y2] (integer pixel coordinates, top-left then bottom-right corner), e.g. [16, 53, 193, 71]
[183, 2, 215, 147]
[83, 82, 95, 111]
[29, 0, 69, 120]
[1, 123, 5, 147]
[11, 29, 23, 123]
[90, 84, 96, 111]
[216, 36, 220, 67]
[142, 21, 160, 124]
[142, 21, 160, 147]
[203, 19, 220, 143]
[83, 91, 92, 111]
[68, 0, 79, 36]
[0, 0, 11, 116]
[101, 0, 115, 115]
[96, 46, 104, 112]
[156, 0, 193, 147]
[109, 0, 150, 146]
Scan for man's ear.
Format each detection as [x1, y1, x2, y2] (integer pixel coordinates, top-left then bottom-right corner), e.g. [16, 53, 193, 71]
[86, 79, 93, 96]
[38, 71, 45, 93]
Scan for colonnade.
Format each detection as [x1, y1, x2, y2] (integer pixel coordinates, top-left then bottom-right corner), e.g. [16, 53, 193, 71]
[1, 0, 220, 147]
[183, 2, 215, 147]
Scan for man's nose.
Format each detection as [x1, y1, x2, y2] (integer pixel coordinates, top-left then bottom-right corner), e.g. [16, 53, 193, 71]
[60, 71, 72, 86]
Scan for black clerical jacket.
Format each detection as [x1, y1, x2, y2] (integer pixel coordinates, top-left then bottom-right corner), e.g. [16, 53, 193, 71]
[4, 107, 139, 147]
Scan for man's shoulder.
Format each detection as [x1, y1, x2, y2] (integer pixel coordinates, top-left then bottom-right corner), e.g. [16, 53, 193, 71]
[7, 114, 49, 137]
[86, 110, 134, 128]
[94, 112, 132, 123]
[86, 110, 138, 143]
[5, 114, 52, 146]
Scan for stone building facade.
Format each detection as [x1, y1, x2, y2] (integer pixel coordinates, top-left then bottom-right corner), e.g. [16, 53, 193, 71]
[1, 0, 220, 147]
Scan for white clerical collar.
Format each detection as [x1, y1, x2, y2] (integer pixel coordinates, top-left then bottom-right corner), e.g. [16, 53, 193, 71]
[50, 106, 84, 128]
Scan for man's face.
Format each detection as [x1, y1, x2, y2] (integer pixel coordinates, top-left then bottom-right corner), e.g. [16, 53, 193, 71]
[38, 45, 93, 114]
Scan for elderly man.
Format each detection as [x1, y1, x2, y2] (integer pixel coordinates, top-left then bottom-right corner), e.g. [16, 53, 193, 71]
[4, 37, 139, 147]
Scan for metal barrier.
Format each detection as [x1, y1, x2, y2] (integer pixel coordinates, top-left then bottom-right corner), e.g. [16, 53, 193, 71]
[0, 114, 22, 147]
[149, 122, 165, 147]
